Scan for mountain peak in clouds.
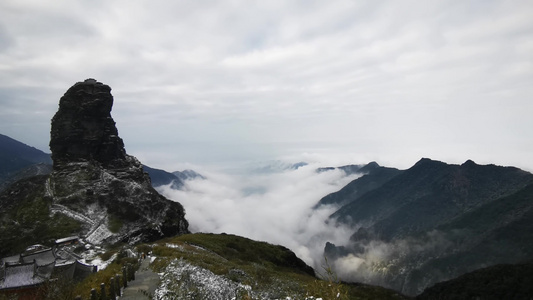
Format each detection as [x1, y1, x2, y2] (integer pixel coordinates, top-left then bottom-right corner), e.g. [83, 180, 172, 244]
[250, 160, 308, 173]
[174, 169, 206, 181]
[316, 161, 381, 176]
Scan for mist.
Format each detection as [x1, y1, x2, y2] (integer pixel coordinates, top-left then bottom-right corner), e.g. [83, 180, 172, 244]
[153, 159, 466, 295]
[330, 230, 456, 294]
[157, 161, 358, 271]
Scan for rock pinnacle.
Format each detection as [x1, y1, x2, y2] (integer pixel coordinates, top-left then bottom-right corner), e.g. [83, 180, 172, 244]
[50, 78, 126, 169]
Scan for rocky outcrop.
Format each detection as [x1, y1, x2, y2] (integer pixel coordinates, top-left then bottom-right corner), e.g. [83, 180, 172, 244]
[50, 79, 126, 169]
[47, 79, 189, 245]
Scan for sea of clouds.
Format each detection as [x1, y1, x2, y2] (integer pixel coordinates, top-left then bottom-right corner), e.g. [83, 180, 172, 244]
[157, 160, 359, 272]
[157, 158, 458, 295]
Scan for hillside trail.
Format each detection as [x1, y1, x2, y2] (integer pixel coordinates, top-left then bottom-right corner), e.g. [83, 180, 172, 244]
[120, 256, 160, 299]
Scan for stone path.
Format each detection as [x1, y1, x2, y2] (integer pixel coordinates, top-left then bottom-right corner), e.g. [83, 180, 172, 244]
[120, 257, 160, 299]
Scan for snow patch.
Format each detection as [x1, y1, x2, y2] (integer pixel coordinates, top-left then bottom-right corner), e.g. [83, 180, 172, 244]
[86, 223, 113, 244]
[50, 204, 96, 225]
[153, 258, 320, 300]
[154, 258, 251, 300]
[165, 243, 185, 251]
[90, 253, 118, 271]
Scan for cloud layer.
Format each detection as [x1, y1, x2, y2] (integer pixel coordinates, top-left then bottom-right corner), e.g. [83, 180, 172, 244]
[1, 0, 532, 170]
[158, 162, 358, 269]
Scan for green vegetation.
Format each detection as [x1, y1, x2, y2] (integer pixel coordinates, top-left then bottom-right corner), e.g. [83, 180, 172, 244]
[0, 174, 408, 299]
[0, 176, 81, 257]
[150, 233, 312, 298]
[1, 231, 408, 299]
[418, 263, 533, 299]
[146, 233, 408, 299]
[107, 214, 123, 233]
[72, 254, 139, 299]
[165, 233, 314, 275]
[307, 257, 349, 300]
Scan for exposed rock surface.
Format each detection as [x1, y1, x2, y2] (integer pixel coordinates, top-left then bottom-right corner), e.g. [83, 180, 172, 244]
[46, 79, 189, 245]
[50, 78, 126, 168]
[1, 78, 191, 251]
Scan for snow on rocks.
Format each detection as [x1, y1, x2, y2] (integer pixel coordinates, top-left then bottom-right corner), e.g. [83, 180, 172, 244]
[154, 258, 252, 300]
[85, 223, 113, 244]
[165, 243, 186, 251]
[152, 258, 320, 300]
[50, 204, 96, 225]
[88, 252, 118, 271]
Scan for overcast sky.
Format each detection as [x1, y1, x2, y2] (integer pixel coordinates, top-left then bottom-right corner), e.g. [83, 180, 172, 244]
[1, 0, 532, 171]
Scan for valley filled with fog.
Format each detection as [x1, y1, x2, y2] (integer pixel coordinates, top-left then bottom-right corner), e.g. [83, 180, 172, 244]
[154, 156, 533, 295]
[157, 160, 358, 272]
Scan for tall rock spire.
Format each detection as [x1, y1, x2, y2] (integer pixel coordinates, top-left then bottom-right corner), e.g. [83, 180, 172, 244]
[46, 79, 188, 244]
[50, 78, 126, 168]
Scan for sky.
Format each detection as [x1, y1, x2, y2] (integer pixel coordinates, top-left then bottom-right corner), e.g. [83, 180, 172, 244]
[1, 0, 533, 172]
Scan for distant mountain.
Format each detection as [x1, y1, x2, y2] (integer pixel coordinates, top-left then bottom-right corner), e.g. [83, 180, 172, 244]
[0, 134, 203, 193]
[3, 163, 53, 184]
[323, 158, 533, 295]
[143, 165, 185, 189]
[316, 162, 381, 175]
[142, 166, 206, 190]
[251, 161, 308, 173]
[0, 133, 52, 167]
[315, 162, 402, 208]
[332, 158, 533, 239]
[0, 133, 52, 191]
[173, 169, 206, 181]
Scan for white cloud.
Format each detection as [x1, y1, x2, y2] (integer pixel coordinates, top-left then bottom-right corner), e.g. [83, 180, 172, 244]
[1, 0, 532, 171]
[158, 163, 358, 269]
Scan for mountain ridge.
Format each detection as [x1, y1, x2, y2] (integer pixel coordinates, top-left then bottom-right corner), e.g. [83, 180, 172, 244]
[0, 133, 52, 191]
[0, 132, 210, 198]
[322, 158, 533, 295]
[331, 158, 533, 238]
[2, 129, 532, 296]
[314, 162, 402, 209]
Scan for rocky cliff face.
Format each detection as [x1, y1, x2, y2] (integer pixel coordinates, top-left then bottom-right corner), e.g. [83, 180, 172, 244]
[50, 78, 126, 168]
[46, 79, 188, 245]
